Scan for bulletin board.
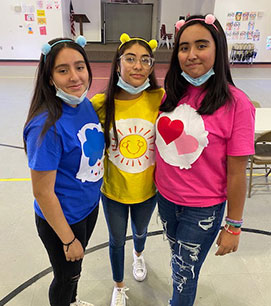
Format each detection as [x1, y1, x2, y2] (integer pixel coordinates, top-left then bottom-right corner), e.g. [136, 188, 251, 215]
[0, 0, 63, 60]
[224, 11, 262, 43]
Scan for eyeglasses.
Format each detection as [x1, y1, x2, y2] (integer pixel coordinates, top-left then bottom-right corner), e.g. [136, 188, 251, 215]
[119, 54, 155, 68]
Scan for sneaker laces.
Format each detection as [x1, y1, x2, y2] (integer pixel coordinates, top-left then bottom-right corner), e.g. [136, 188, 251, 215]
[114, 287, 129, 305]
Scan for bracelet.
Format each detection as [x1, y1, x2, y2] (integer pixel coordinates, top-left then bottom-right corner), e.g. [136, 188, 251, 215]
[225, 217, 243, 227]
[225, 221, 242, 228]
[224, 224, 241, 236]
[63, 236, 76, 252]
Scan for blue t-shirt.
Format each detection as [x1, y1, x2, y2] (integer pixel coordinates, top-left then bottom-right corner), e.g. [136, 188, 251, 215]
[24, 98, 105, 224]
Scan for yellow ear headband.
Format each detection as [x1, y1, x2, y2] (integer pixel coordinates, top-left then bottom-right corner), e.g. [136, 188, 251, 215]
[118, 33, 157, 51]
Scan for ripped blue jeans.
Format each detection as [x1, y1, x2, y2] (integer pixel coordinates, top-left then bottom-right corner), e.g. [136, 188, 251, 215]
[157, 192, 225, 306]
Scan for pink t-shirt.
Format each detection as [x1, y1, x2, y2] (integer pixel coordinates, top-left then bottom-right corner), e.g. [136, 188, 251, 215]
[155, 85, 255, 207]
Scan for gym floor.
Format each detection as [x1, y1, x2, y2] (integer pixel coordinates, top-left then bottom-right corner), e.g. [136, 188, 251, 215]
[0, 62, 271, 306]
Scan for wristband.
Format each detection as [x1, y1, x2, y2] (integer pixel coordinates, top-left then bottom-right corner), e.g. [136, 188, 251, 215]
[225, 217, 243, 226]
[224, 224, 241, 236]
[225, 220, 242, 228]
[63, 236, 76, 252]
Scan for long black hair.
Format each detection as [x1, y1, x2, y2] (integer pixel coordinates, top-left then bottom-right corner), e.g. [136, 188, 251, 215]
[161, 14, 234, 115]
[23, 37, 92, 152]
[103, 39, 160, 149]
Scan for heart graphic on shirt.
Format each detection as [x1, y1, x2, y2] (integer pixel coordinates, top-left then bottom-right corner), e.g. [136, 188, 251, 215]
[158, 116, 184, 145]
[174, 131, 199, 155]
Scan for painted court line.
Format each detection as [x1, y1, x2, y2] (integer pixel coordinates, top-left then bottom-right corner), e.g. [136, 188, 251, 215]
[0, 178, 31, 182]
[0, 173, 268, 182]
[0, 228, 270, 305]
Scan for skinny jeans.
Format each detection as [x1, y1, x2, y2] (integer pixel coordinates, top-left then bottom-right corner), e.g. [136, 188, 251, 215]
[35, 205, 98, 306]
[102, 194, 156, 282]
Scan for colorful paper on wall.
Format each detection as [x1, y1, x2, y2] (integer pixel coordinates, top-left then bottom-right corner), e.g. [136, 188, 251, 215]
[37, 10, 45, 17]
[22, 5, 35, 13]
[242, 12, 249, 21]
[235, 12, 242, 21]
[25, 14, 35, 21]
[54, 0, 61, 10]
[27, 25, 34, 34]
[39, 26, 47, 35]
[46, 1, 53, 9]
[38, 17, 46, 25]
[36, 0, 44, 9]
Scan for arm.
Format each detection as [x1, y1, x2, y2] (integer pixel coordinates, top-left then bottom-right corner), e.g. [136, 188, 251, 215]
[31, 169, 84, 262]
[215, 155, 248, 256]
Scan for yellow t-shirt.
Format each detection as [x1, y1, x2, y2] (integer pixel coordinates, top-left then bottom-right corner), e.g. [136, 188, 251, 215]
[91, 88, 165, 204]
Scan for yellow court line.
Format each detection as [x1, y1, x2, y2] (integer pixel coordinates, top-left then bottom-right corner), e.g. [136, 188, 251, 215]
[0, 178, 31, 182]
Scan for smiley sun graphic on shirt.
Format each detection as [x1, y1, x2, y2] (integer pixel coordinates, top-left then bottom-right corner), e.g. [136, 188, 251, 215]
[108, 118, 155, 173]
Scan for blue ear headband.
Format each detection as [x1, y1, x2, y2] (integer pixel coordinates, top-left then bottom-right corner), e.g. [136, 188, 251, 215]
[41, 35, 87, 62]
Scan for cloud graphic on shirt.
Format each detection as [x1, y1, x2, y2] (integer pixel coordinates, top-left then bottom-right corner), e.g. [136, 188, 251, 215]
[83, 128, 104, 166]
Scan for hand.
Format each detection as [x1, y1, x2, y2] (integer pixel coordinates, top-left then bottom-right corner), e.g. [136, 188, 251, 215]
[63, 238, 85, 262]
[215, 228, 240, 256]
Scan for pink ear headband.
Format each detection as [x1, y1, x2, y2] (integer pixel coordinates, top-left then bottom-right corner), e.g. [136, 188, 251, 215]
[175, 14, 218, 32]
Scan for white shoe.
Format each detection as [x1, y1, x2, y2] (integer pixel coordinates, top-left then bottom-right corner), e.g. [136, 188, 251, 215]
[70, 298, 94, 306]
[132, 250, 147, 281]
[110, 287, 129, 306]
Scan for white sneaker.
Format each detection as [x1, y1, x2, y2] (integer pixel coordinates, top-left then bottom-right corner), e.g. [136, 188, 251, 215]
[132, 250, 147, 281]
[70, 298, 94, 306]
[110, 287, 129, 306]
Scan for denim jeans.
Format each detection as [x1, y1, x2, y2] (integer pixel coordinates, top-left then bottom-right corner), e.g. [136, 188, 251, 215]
[157, 192, 225, 306]
[35, 205, 98, 306]
[102, 194, 156, 282]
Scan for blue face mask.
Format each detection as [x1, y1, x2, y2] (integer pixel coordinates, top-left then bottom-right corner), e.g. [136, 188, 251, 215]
[181, 68, 215, 87]
[53, 83, 88, 105]
[117, 75, 150, 95]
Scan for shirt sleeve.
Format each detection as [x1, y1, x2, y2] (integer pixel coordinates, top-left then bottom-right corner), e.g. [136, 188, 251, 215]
[227, 95, 255, 156]
[26, 124, 62, 171]
[90, 94, 106, 126]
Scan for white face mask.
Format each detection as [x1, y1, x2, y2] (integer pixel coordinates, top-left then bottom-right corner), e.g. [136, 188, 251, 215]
[117, 75, 150, 95]
[52, 81, 88, 105]
[55, 87, 88, 105]
[181, 68, 215, 87]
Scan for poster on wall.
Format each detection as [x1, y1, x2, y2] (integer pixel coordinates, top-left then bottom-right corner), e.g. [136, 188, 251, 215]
[46, 1, 53, 9]
[39, 26, 47, 35]
[38, 17, 46, 25]
[25, 14, 35, 21]
[22, 5, 35, 13]
[36, 1, 44, 9]
[242, 12, 249, 21]
[27, 25, 34, 34]
[232, 31, 239, 40]
[249, 12, 256, 21]
[233, 21, 240, 31]
[227, 12, 235, 19]
[253, 30, 260, 41]
[54, 0, 61, 9]
[248, 21, 255, 31]
[240, 31, 246, 40]
[235, 12, 242, 21]
[37, 9, 45, 17]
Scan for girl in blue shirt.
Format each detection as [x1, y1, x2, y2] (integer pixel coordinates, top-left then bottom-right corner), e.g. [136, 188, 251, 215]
[23, 36, 104, 306]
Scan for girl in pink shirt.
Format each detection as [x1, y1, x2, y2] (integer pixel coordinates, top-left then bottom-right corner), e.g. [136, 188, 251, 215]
[155, 14, 255, 306]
